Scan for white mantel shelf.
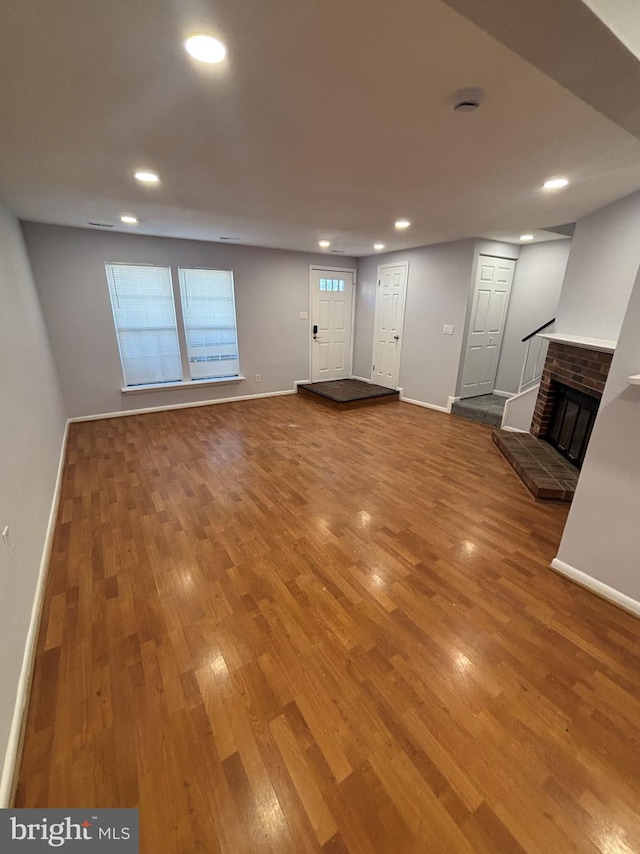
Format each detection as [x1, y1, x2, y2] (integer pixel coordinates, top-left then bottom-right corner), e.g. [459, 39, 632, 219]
[628, 374, 640, 385]
[538, 332, 617, 353]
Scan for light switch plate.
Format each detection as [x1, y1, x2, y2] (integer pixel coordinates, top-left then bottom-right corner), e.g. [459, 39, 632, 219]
[299, 311, 309, 320]
[443, 324, 454, 335]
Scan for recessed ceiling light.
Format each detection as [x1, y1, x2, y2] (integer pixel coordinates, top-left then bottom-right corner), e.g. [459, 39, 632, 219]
[543, 176, 569, 191]
[185, 34, 227, 64]
[319, 240, 331, 248]
[134, 170, 159, 184]
[120, 214, 138, 225]
[374, 243, 385, 250]
[520, 233, 535, 241]
[395, 219, 410, 229]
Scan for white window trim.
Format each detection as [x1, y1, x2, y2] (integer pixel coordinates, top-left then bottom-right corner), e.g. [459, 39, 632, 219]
[121, 375, 246, 395]
[177, 265, 240, 382]
[107, 261, 242, 391]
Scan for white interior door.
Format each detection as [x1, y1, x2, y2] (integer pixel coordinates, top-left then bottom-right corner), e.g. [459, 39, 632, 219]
[372, 262, 408, 389]
[461, 255, 515, 398]
[310, 270, 354, 382]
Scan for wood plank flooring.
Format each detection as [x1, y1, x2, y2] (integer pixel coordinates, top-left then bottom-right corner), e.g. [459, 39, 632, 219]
[15, 396, 640, 853]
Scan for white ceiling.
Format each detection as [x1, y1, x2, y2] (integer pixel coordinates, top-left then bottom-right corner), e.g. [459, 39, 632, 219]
[1, 0, 639, 256]
[583, 0, 640, 60]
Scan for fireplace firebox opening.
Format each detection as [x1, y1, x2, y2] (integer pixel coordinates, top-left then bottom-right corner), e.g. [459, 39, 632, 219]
[544, 381, 599, 469]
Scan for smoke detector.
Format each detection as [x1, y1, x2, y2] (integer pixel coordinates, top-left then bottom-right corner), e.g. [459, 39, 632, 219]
[451, 88, 484, 114]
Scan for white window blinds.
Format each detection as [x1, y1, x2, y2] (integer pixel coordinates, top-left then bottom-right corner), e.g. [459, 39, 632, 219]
[178, 268, 240, 380]
[105, 263, 182, 387]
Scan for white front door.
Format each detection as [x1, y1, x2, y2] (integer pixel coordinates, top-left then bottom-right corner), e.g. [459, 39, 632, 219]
[310, 270, 355, 382]
[372, 262, 408, 389]
[461, 255, 515, 398]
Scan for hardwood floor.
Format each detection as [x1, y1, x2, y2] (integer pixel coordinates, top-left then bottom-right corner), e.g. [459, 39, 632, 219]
[16, 396, 640, 853]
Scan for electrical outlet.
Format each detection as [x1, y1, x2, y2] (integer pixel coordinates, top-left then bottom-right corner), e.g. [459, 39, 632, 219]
[443, 324, 454, 335]
[255, 374, 261, 383]
[2, 525, 14, 556]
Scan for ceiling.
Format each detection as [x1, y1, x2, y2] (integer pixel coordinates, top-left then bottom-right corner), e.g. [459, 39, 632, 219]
[1, 0, 639, 256]
[583, 0, 640, 62]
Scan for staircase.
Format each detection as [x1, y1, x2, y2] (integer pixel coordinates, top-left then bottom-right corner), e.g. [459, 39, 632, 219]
[500, 383, 539, 431]
[452, 320, 554, 430]
[500, 319, 554, 432]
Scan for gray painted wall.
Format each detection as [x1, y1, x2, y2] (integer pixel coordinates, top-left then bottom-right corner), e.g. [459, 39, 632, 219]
[555, 262, 640, 602]
[354, 240, 476, 409]
[555, 189, 640, 341]
[0, 204, 66, 797]
[495, 240, 571, 394]
[22, 223, 355, 418]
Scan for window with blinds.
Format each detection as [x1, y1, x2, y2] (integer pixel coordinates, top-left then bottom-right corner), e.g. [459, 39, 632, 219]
[178, 267, 240, 380]
[105, 262, 241, 387]
[106, 263, 182, 386]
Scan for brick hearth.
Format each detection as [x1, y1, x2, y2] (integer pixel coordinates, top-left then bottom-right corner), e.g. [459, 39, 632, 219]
[531, 341, 612, 438]
[492, 429, 579, 500]
[494, 339, 613, 500]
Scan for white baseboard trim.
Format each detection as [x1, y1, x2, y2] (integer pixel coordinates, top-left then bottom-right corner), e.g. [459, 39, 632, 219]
[121, 375, 246, 396]
[350, 375, 373, 384]
[68, 388, 298, 423]
[493, 389, 516, 399]
[500, 426, 528, 433]
[447, 396, 458, 412]
[399, 391, 450, 414]
[550, 558, 640, 619]
[0, 421, 70, 807]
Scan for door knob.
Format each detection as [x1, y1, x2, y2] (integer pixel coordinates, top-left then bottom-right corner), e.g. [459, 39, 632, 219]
[394, 335, 399, 340]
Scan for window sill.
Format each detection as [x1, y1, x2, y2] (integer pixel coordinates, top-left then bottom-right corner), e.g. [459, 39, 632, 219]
[121, 376, 246, 395]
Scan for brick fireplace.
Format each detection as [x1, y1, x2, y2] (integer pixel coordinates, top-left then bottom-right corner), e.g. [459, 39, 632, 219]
[531, 341, 613, 442]
[494, 339, 614, 499]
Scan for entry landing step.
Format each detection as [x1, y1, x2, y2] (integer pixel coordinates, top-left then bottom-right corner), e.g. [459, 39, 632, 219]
[492, 429, 579, 501]
[297, 379, 399, 410]
[451, 394, 506, 428]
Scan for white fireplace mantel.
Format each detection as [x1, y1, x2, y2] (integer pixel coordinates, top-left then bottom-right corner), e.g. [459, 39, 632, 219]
[538, 332, 617, 353]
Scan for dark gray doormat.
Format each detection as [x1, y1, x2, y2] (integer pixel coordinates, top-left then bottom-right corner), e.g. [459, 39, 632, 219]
[297, 379, 399, 410]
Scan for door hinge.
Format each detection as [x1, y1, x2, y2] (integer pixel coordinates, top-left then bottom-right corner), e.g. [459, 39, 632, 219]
[373, 364, 376, 371]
